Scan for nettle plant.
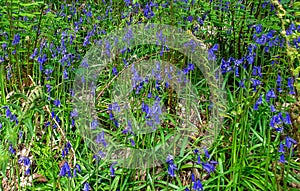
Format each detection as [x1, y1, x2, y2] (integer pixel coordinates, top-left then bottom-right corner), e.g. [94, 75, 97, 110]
[0, 0, 299, 190]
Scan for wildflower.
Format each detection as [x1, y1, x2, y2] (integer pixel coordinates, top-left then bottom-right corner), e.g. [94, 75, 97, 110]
[266, 89, 276, 102]
[25, 168, 30, 175]
[202, 161, 218, 174]
[193, 179, 203, 191]
[204, 148, 210, 159]
[252, 66, 262, 78]
[255, 24, 263, 34]
[276, 74, 282, 92]
[112, 67, 118, 76]
[95, 131, 108, 148]
[285, 136, 297, 149]
[53, 99, 61, 107]
[270, 105, 276, 112]
[208, 44, 219, 61]
[91, 119, 99, 130]
[83, 182, 91, 191]
[254, 94, 263, 110]
[166, 155, 177, 177]
[9, 144, 16, 155]
[0, 123, 2, 129]
[59, 161, 72, 177]
[278, 142, 285, 153]
[12, 33, 20, 45]
[287, 77, 295, 95]
[73, 164, 81, 177]
[251, 79, 261, 92]
[110, 162, 117, 177]
[284, 112, 292, 125]
[279, 154, 286, 163]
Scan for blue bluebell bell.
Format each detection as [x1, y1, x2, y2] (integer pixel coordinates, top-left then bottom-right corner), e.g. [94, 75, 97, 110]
[192, 179, 203, 191]
[285, 136, 297, 149]
[83, 182, 91, 191]
[9, 144, 15, 155]
[208, 44, 219, 61]
[166, 155, 177, 177]
[59, 161, 72, 177]
[12, 33, 20, 45]
[266, 89, 276, 102]
[110, 162, 117, 177]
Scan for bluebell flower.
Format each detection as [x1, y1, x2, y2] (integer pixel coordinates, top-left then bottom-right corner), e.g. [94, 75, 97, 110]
[112, 67, 118, 76]
[208, 44, 219, 61]
[12, 33, 20, 45]
[278, 142, 285, 153]
[252, 66, 262, 78]
[285, 136, 297, 149]
[254, 24, 263, 34]
[91, 119, 99, 130]
[284, 112, 292, 125]
[95, 131, 108, 148]
[251, 79, 261, 92]
[202, 161, 218, 174]
[25, 168, 30, 175]
[197, 155, 201, 165]
[279, 153, 286, 163]
[255, 34, 267, 45]
[204, 148, 210, 159]
[254, 94, 263, 110]
[83, 182, 91, 191]
[110, 162, 117, 177]
[276, 74, 282, 92]
[239, 79, 245, 88]
[53, 99, 61, 107]
[270, 105, 276, 112]
[287, 77, 295, 95]
[166, 155, 177, 177]
[0, 123, 2, 129]
[73, 164, 81, 177]
[59, 161, 72, 177]
[266, 89, 276, 102]
[9, 144, 16, 154]
[193, 179, 203, 191]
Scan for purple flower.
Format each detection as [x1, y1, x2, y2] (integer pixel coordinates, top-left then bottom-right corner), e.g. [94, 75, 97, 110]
[9, 144, 16, 155]
[193, 179, 203, 191]
[112, 67, 118, 76]
[285, 136, 297, 149]
[59, 161, 72, 177]
[12, 33, 20, 45]
[110, 162, 117, 177]
[208, 44, 219, 61]
[95, 131, 108, 148]
[202, 161, 218, 174]
[270, 105, 276, 112]
[287, 77, 295, 95]
[166, 155, 177, 177]
[266, 89, 276, 102]
[251, 79, 261, 92]
[252, 66, 262, 78]
[83, 182, 91, 191]
[284, 112, 292, 125]
[254, 94, 263, 110]
[53, 99, 61, 107]
[279, 153, 286, 163]
[254, 24, 263, 34]
[91, 119, 99, 130]
[278, 142, 285, 153]
[73, 164, 81, 177]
